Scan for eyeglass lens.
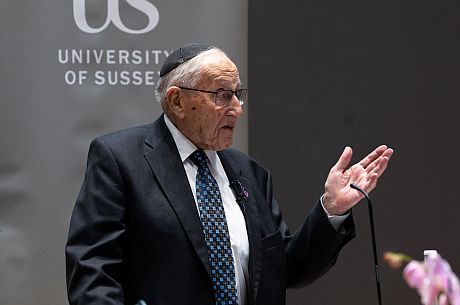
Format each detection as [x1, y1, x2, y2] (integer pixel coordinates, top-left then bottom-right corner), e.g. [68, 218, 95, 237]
[216, 89, 247, 106]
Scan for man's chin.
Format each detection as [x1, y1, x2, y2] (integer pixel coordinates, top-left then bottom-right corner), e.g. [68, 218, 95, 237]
[208, 138, 233, 151]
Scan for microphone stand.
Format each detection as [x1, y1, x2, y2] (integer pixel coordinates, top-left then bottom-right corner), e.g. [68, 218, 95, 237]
[350, 183, 383, 305]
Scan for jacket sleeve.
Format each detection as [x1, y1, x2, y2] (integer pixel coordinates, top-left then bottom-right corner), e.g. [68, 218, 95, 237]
[285, 200, 355, 287]
[65, 137, 127, 305]
[264, 171, 356, 288]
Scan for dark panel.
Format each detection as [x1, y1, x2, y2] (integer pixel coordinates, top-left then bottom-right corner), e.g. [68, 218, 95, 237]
[249, 0, 460, 304]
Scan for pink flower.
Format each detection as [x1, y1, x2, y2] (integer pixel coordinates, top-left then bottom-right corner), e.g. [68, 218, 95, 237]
[446, 273, 460, 305]
[439, 293, 449, 305]
[402, 253, 460, 305]
[424, 253, 460, 305]
[403, 261, 426, 289]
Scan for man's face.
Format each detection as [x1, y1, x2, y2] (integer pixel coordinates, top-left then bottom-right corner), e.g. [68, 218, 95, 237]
[179, 52, 243, 151]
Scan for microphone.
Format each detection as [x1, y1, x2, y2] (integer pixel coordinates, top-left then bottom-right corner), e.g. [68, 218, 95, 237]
[350, 183, 383, 305]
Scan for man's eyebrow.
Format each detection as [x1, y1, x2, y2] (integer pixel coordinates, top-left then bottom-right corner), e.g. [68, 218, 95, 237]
[213, 80, 241, 90]
[216, 85, 242, 91]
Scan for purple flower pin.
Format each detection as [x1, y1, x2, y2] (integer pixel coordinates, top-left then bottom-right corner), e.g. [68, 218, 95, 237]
[241, 185, 249, 202]
[231, 180, 248, 203]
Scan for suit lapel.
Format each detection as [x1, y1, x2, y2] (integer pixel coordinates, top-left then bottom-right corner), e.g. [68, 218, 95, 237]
[218, 151, 263, 304]
[143, 118, 263, 300]
[143, 117, 212, 278]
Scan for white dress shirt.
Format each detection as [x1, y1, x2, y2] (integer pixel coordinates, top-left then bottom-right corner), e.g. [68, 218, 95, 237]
[164, 115, 250, 305]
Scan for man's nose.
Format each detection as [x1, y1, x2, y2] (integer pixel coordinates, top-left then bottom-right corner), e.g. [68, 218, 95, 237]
[228, 95, 244, 117]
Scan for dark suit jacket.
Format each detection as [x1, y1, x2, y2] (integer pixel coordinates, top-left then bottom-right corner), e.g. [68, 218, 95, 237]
[65, 115, 355, 305]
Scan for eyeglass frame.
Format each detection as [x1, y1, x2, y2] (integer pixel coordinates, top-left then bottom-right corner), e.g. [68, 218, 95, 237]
[177, 86, 247, 107]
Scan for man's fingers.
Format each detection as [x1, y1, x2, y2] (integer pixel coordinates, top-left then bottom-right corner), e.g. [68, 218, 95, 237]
[367, 148, 393, 176]
[358, 145, 388, 168]
[365, 173, 379, 193]
[361, 150, 393, 192]
[374, 155, 390, 176]
[333, 146, 353, 172]
[353, 172, 378, 194]
[334, 146, 393, 178]
[365, 151, 389, 174]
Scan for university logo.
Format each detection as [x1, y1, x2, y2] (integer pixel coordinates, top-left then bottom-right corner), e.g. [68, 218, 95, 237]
[73, 0, 159, 34]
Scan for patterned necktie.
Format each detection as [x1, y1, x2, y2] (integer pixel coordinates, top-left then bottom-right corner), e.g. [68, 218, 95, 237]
[189, 150, 238, 305]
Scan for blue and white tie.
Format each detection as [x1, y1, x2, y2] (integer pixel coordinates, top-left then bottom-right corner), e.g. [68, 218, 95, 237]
[190, 150, 238, 305]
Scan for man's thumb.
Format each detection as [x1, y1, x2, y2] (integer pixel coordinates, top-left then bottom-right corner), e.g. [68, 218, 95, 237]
[333, 146, 353, 171]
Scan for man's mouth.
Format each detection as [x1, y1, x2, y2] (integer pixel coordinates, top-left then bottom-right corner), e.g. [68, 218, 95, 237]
[222, 124, 235, 130]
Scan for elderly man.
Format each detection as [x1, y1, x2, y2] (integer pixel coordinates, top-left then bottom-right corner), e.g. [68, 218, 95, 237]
[65, 43, 393, 305]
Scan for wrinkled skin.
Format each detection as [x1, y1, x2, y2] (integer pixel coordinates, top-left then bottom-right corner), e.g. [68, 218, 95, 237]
[166, 51, 243, 151]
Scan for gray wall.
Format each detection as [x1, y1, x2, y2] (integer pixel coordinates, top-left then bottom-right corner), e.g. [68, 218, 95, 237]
[249, 0, 460, 304]
[0, 1, 247, 304]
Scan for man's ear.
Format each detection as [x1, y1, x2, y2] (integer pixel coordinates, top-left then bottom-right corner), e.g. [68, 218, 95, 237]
[165, 86, 185, 119]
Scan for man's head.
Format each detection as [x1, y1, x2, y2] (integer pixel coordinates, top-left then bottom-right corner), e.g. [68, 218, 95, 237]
[156, 44, 245, 151]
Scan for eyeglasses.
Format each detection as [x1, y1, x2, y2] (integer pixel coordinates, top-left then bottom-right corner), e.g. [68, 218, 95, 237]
[178, 86, 247, 107]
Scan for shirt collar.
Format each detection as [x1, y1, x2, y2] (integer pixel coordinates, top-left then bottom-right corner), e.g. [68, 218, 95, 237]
[163, 114, 219, 168]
